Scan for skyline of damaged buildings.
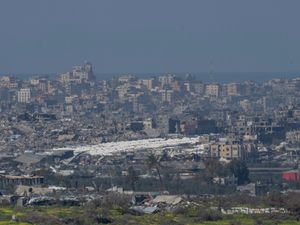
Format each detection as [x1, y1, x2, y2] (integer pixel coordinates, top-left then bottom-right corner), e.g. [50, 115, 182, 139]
[1, 62, 300, 199]
[1, 62, 300, 156]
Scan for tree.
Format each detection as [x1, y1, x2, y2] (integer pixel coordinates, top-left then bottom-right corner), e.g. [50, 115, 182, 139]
[267, 190, 284, 207]
[147, 153, 164, 191]
[205, 159, 228, 177]
[126, 166, 139, 191]
[227, 160, 249, 185]
[285, 193, 300, 219]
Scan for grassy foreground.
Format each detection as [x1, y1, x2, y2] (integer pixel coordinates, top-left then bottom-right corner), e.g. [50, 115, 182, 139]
[0, 206, 299, 225]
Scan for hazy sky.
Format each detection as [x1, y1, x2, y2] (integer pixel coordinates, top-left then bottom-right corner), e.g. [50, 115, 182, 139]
[0, 0, 300, 74]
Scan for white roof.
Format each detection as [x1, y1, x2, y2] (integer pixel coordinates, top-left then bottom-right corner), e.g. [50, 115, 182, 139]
[152, 195, 182, 205]
[53, 137, 199, 156]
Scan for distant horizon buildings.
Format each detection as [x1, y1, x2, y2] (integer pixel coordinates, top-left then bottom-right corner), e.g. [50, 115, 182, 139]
[2, 71, 300, 84]
[59, 61, 96, 84]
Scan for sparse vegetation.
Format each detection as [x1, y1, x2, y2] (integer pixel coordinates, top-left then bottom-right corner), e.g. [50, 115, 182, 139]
[0, 203, 299, 225]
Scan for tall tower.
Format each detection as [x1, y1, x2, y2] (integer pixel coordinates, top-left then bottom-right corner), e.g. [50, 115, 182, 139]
[84, 61, 96, 81]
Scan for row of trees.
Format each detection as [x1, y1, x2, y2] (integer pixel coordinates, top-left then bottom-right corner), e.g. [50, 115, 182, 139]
[43, 153, 250, 194]
[126, 154, 250, 192]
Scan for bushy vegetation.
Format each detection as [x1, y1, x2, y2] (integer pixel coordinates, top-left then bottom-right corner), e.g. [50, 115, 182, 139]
[0, 197, 300, 225]
[1, 188, 300, 224]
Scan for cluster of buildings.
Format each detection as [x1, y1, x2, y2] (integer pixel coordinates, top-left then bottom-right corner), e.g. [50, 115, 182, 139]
[1, 63, 300, 153]
[1, 62, 300, 199]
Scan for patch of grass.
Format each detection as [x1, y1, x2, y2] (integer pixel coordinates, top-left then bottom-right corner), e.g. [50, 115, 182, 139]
[279, 221, 300, 225]
[0, 221, 31, 225]
[0, 206, 300, 225]
[41, 206, 79, 218]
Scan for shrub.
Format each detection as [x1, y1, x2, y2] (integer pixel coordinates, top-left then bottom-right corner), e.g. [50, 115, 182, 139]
[195, 208, 222, 222]
[21, 212, 63, 225]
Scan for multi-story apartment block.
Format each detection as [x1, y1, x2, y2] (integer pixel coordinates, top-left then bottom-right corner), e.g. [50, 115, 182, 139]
[17, 88, 31, 103]
[210, 142, 244, 160]
[227, 83, 240, 96]
[159, 74, 175, 88]
[205, 84, 220, 97]
[161, 90, 173, 103]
